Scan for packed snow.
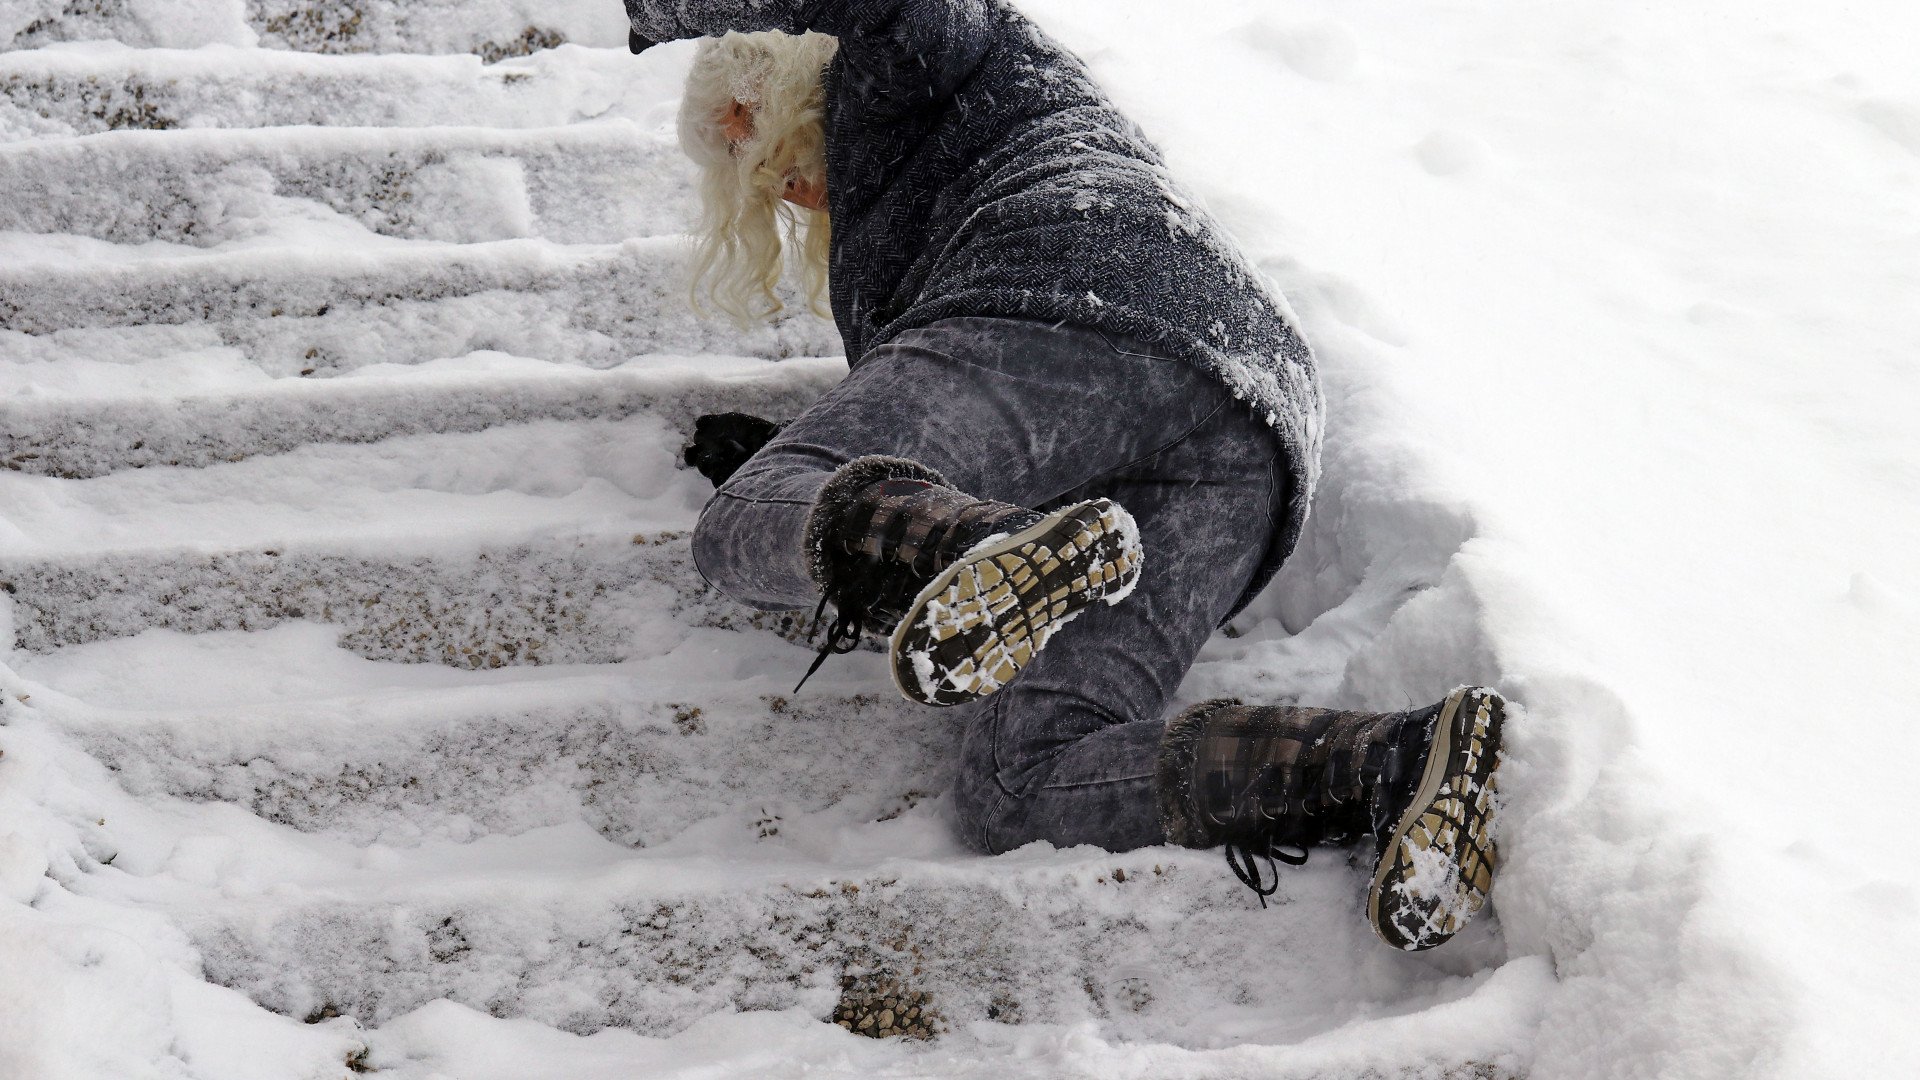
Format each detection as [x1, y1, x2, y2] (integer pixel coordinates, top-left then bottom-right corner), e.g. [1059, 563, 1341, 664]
[2, 0, 1917, 1077]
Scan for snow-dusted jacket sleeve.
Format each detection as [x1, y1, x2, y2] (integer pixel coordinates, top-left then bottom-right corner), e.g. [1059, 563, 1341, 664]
[622, 0, 993, 113]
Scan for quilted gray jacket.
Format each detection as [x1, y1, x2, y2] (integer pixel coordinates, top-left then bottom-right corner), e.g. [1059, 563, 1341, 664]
[625, 0, 1323, 580]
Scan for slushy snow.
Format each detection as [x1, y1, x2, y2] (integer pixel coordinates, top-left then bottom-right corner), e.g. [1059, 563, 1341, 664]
[2, 1, 1917, 1078]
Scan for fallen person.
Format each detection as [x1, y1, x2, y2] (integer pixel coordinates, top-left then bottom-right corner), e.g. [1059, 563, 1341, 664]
[626, 0, 1504, 951]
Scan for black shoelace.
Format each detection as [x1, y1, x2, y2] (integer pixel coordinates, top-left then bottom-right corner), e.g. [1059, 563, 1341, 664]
[792, 489, 1001, 694]
[1213, 760, 1316, 910]
[1224, 836, 1310, 909]
[1220, 734, 1421, 907]
[795, 590, 871, 693]
[793, 549, 922, 693]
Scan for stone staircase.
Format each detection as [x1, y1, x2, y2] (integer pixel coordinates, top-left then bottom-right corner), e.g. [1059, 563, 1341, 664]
[0, 5, 1521, 1075]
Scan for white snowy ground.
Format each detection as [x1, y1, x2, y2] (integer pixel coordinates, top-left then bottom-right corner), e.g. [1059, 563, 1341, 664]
[2, 0, 1918, 1077]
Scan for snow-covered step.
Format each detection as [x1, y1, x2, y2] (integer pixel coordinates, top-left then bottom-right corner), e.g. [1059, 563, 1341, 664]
[0, 354, 841, 478]
[0, 527, 770, 662]
[0, 45, 675, 139]
[3, 0, 626, 58]
[86, 820, 1496, 1042]
[0, 412, 836, 658]
[0, 122, 692, 245]
[13, 624, 944, 847]
[0, 238, 838, 371]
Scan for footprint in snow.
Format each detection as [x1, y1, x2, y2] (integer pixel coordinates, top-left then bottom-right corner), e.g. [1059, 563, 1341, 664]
[1241, 19, 1361, 83]
[1414, 130, 1492, 178]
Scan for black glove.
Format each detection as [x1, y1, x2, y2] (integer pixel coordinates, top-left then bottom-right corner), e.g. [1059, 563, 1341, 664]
[683, 413, 783, 487]
[628, 30, 657, 55]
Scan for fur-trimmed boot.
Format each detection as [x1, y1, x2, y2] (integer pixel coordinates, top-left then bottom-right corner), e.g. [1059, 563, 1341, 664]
[1156, 686, 1506, 951]
[800, 455, 1143, 706]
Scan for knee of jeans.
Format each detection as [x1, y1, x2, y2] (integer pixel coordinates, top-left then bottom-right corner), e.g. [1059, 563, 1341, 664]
[947, 774, 1002, 855]
[949, 780, 1040, 856]
[949, 751, 1059, 855]
[949, 723, 1019, 855]
[954, 781, 1087, 856]
[690, 494, 759, 602]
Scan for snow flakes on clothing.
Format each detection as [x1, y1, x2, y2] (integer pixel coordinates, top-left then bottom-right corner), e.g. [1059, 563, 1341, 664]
[624, 0, 1322, 566]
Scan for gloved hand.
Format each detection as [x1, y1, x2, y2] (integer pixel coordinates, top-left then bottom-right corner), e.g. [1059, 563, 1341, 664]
[682, 413, 784, 487]
[629, 30, 657, 55]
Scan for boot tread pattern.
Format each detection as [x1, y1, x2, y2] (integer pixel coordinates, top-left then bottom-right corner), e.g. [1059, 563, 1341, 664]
[1368, 688, 1504, 951]
[890, 501, 1141, 707]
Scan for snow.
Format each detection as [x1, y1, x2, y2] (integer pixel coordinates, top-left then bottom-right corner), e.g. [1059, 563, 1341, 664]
[0, 44, 691, 137]
[3, 0, 1918, 1077]
[0, 121, 697, 245]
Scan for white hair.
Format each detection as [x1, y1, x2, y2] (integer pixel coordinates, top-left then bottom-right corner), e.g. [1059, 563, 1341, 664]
[678, 31, 838, 325]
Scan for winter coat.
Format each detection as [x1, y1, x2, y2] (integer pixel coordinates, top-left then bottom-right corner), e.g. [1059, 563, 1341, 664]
[624, 0, 1323, 584]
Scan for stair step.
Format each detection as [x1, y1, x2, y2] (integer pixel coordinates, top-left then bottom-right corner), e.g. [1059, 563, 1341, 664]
[70, 815, 1491, 1043]
[0, 529, 724, 663]
[0, 44, 675, 138]
[0, 405, 845, 658]
[0, 121, 692, 245]
[4, 1, 627, 57]
[0, 353, 841, 478]
[0, 237, 837, 368]
[14, 624, 941, 847]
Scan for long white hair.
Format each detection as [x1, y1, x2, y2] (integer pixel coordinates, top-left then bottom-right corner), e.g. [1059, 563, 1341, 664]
[678, 31, 838, 325]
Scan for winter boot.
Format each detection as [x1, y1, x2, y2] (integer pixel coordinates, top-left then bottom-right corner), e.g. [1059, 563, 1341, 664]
[1156, 686, 1505, 951]
[801, 455, 1143, 706]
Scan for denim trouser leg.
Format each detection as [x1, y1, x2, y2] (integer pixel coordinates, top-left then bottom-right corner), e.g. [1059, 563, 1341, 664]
[690, 317, 1286, 853]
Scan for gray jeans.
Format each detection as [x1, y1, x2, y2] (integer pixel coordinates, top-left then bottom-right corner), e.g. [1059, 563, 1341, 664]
[692, 317, 1288, 853]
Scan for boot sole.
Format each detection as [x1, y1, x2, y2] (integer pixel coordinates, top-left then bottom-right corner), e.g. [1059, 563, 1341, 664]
[889, 499, 1142, 707]
[1367, 686, 1505, 951]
